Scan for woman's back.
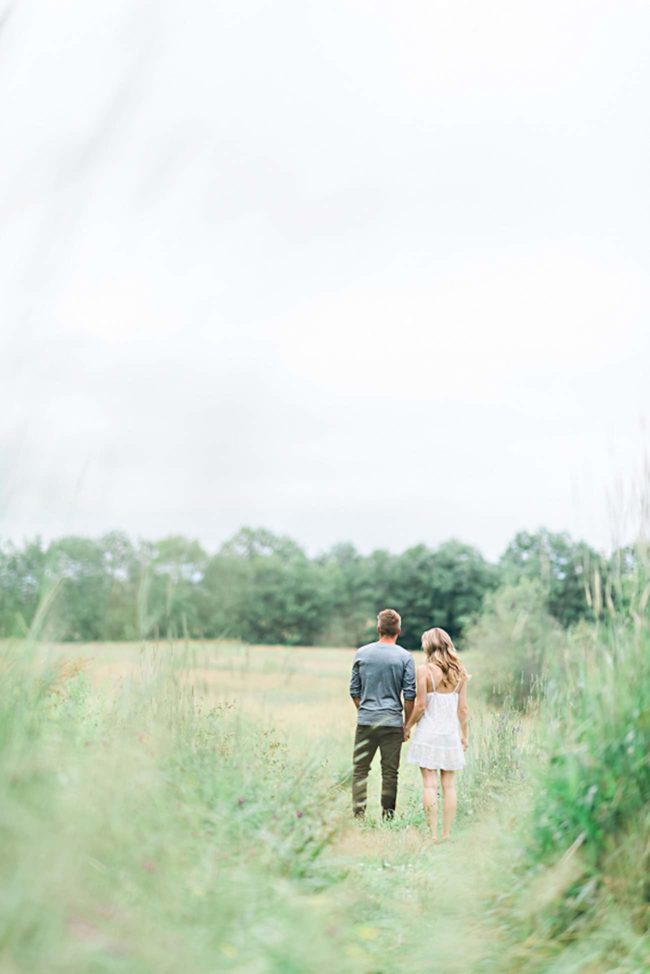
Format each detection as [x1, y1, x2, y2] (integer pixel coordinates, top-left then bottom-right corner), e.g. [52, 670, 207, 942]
[425, 662, 460, 694]
[422, 664, 462, 733]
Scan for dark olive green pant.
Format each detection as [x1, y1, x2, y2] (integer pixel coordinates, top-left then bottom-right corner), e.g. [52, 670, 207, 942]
[352, 724, 403, 819]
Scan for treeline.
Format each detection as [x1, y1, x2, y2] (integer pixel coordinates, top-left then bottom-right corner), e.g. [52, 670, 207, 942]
[0, 526, 639, 647]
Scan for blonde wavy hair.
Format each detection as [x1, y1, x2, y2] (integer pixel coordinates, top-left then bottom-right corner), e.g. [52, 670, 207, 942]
[421, 627, 467, 687]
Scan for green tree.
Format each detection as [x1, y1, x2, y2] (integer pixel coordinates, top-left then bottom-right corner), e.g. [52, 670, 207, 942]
[206, 528, 328, 645]
[500, 529, 605, 627]
[0, 538, 47, 635]
[45, 537, 111, 640]
[98, 531, 140, 640]
[142, 536, 209, 638]
[608, 541, 650, 621]
[387, 540, 497, 648]
[316, 543, 377, 646]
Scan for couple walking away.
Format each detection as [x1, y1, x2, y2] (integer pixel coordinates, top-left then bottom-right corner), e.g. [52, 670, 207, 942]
[349, 608, 469, 842]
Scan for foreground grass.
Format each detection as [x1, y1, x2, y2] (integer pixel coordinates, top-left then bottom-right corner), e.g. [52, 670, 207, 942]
[0, 636, 647, 973]
[1, 643, 352, 973]
[484, 624, 650, 974]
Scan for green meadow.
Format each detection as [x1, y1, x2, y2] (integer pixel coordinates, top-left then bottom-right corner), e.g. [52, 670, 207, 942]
[1, 624, 647, 974]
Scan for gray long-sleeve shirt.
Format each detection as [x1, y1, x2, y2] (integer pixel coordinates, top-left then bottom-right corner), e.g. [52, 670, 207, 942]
[349, 640, 416, 728]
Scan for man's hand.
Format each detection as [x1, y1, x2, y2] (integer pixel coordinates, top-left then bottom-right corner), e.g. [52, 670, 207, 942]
[403, 725, 411, 742]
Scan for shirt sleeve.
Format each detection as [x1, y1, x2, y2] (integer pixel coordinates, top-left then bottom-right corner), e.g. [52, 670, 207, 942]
[349, 657, 361, 698]
[402, 655, 416, 700]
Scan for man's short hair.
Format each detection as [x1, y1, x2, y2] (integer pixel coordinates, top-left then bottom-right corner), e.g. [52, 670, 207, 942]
[377, 608, 401, 637]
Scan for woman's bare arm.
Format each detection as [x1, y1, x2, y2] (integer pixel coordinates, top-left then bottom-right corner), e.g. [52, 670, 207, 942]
[457, 678, 469, 749]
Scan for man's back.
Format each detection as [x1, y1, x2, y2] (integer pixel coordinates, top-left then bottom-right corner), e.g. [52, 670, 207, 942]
[349, 640, 416, 727]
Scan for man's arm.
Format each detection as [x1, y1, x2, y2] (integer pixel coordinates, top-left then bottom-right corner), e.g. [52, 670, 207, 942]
[403, 697, 414, 730]
[402, 654, 417, 739]
[404, 665, 428, 738]
[349, 657, 361, 710]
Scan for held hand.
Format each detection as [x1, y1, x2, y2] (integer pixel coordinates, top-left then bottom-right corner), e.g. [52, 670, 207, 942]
[403, 726, 411, 742]
[461, 737, 468, 751]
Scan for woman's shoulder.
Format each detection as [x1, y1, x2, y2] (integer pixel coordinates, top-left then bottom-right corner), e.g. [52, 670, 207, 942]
[416, 662, 435, 682]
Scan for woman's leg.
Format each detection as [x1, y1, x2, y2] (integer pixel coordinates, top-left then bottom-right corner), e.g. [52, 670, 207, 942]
[419, 767, 438, 841]
[440, 770, 457, 840]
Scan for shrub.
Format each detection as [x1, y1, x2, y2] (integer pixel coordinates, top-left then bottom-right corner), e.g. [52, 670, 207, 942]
[531, 624, 650, 869]
[477, 622, 650, 974]
[463, 578, 563, 710]
[458, 706, 524, 819]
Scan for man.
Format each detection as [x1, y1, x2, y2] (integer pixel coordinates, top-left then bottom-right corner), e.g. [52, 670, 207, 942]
[349, 608, 416, 819]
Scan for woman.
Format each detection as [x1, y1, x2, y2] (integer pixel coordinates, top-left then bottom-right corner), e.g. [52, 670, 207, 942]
[404, 627, 469, 842]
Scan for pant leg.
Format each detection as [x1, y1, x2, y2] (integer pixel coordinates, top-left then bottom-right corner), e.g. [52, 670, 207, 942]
[378, 727, 404, 819]
[352, 725, 379, 817]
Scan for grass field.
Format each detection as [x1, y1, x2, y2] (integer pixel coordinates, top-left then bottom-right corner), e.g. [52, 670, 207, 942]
[0, 636, 647, 973]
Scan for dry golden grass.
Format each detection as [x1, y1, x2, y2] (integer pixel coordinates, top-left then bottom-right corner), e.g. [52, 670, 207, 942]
[24, 637, 485, 760]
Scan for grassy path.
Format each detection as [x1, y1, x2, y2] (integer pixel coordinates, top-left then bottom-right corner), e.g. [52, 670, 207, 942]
[320, 789, 525, 974]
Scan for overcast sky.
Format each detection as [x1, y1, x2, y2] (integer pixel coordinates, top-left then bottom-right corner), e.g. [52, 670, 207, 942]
[1, 0, 649, 560]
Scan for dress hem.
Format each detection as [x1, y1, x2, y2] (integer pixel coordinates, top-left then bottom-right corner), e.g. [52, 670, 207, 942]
[407, 742, 465, 771]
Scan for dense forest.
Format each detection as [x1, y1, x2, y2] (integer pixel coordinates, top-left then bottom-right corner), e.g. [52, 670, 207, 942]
[0, 526, 641, 647]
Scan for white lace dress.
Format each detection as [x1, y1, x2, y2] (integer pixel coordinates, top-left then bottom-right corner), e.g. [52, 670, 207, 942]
[407, 675, 465, 771]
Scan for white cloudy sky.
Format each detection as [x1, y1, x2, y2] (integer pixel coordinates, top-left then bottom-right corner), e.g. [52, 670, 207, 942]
[1, 0, 649, 559]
